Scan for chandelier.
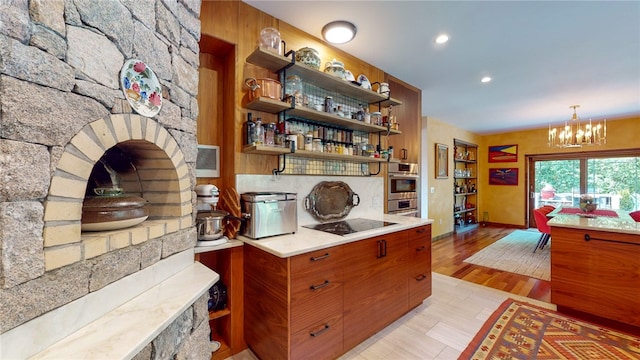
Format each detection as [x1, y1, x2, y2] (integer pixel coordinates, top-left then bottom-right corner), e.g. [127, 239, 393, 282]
[548, 105, 607, 147]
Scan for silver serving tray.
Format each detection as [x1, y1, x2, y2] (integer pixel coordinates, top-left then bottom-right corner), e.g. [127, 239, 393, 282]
[305, 181, 360, 222]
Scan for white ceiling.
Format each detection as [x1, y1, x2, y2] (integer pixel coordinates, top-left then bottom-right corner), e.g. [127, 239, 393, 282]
[242, 0, 640, 134]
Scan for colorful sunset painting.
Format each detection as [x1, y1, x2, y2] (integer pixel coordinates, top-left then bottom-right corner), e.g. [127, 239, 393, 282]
[488, 144, 517, 162]
[489, 168, 518, 185]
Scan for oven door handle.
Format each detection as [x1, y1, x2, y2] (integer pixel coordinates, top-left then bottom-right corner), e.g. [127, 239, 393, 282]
[388, 174, 419, 179]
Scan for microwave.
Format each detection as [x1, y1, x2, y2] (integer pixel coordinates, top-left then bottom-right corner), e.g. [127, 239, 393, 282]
[195, 144, 220, 178]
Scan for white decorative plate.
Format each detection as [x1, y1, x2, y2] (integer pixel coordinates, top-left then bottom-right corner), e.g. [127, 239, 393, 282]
[357, 74, 372, 90]
[120, 59, 163, 117]
[345, 70, 356, 81]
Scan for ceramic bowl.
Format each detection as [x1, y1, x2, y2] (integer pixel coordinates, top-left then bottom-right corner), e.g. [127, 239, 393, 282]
[295, 47, 321, 70]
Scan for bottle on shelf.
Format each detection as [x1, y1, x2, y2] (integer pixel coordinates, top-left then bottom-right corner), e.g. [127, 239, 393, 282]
[245, 112, 255, 146]
[254, 118, 265, 145]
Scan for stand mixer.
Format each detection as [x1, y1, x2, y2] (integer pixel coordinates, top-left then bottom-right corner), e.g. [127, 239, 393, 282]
[195, 184, 228, 246]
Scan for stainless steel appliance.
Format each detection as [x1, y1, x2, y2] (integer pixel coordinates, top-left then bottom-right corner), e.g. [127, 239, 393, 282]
[240, 192, 297, 239]
[387, 162, 419, 216]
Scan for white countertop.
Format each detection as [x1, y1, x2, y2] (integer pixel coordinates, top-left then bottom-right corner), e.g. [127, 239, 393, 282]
[549, 210, 640, 235]
[239, 215, 433, 258]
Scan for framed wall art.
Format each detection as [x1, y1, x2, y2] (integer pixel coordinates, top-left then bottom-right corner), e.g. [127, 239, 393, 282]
[489, 168, 518, 185]
[488, 144, 518, 162]
[435, 143, 448, 179]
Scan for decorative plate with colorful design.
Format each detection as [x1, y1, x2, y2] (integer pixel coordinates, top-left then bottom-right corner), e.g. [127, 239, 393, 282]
[119, 59, 162, 117]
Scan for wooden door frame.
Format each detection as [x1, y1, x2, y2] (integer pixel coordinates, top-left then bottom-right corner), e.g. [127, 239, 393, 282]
[526, 148, 640, 228]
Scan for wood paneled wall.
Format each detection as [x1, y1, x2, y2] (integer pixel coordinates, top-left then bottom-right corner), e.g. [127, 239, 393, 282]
[200, 1, 422, 186]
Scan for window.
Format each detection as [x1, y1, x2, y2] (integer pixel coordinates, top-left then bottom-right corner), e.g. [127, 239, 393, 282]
[530, 150, 640, 211]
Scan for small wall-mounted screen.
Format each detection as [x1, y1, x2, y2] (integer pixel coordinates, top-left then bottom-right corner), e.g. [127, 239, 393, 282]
[196, 144, 220, 178]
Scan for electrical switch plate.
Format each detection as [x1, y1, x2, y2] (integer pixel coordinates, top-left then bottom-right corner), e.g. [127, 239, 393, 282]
[430, 187, 435, 193]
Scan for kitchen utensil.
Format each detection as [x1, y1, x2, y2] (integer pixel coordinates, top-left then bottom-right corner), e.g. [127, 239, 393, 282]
[196, 210, 228, 241]
[245, 77, 282, 101]
[218, 187, 242, 238]
[81, 193, 149, 231]
[305, 181, 360, 221]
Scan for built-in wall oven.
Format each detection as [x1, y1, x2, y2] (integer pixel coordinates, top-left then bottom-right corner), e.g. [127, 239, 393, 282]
[387, 162, 419, 216]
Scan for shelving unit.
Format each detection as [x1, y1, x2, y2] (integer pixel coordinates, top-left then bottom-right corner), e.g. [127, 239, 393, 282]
[453, 139, 479, 233]
[244, 47, 402, 175]
[194, 240, 244, 360]
[242, 144, 399, 163]
[246, 47, 402, 108]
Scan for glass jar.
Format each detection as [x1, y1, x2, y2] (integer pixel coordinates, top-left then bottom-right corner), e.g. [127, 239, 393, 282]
[371, 112, 382, 126]
[265, 123, 276, 146]
[313, 138, 323, 152]
[324, 96, 334, 113]
[254, 118, 264, 145]
[304, 134, 313, 151]
[259, 27, 282, 55]
[284, 75, 303, 106]
[294, 131, 305, 150]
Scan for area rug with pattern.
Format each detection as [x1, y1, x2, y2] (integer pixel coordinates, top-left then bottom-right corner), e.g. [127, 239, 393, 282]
[459, 298, 640, 360]
[463, 230, 550, 280]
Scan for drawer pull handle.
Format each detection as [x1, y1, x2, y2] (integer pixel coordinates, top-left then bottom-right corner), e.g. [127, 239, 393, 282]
[416, 229, 426, 234]
[310, 324, 330, 337]
[310, 280, 330, 290]
[584, 233, 633, 245]
[415, 274, 427, 281]
[310, 253, 330, 261]
[416, 246, 426, 252]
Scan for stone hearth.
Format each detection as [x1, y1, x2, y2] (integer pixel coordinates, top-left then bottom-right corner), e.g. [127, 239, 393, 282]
[0, 0, 214, 358]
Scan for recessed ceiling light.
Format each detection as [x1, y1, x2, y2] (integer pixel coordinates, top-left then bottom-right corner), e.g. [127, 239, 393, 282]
[435, 34, 449, 44]
[322, 21, 357, 44]
[481, 76, 492, 83]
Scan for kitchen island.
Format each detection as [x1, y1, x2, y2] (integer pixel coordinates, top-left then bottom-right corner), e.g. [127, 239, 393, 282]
[549, 213, 640, 329]
[240, 215, 433, 360]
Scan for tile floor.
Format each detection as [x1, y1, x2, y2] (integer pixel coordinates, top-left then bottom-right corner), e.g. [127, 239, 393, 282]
[227, 273, 555, 360]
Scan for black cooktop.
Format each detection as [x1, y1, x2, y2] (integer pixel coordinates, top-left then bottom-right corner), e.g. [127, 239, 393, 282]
[303, 218, 397, 236]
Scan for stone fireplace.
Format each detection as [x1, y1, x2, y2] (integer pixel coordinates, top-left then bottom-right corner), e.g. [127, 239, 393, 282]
[0, 0, 215, 358]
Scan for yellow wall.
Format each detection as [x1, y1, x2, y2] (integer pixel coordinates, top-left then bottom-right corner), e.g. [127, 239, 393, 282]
[427, 115, 640, 238]
[425, 117, 480, 237]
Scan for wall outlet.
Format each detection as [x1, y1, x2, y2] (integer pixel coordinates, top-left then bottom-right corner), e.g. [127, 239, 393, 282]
[439, 219, 442, 224]
[372, 194, 382, 207]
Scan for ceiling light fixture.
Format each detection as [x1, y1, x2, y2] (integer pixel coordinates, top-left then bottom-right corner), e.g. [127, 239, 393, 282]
[481, 76, 492, 83]
[322, 20, 357, 44]
[548, 105, 607, 147]
[435, 34, 449, 44]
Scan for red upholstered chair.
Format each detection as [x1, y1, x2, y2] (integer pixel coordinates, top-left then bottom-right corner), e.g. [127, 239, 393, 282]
[533, 208, 552, 253]
[630, 210, 640, 222]
[542, 205, 556, 213]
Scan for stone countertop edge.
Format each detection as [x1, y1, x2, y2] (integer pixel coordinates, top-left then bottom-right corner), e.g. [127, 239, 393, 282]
[239, 215, 434, 258]
[29, 262, 218, 360]
[549, 213, 640, 235]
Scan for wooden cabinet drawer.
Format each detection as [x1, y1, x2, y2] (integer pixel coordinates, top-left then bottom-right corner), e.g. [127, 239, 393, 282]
[291, 247, 344, 333]
[291, 313, 344, 360]
[290, 277, 343, 334]
[407, 225, 432, 307]
[291, 246, 344, 276]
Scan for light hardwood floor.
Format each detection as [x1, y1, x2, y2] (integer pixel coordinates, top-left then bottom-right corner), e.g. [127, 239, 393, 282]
[228, 226, 553, 360]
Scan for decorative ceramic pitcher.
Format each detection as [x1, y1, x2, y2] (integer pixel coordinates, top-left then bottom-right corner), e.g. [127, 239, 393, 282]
[324, 59, 346, 80]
